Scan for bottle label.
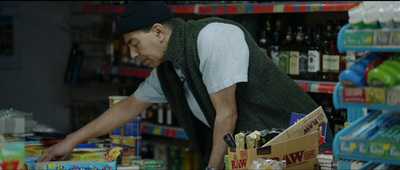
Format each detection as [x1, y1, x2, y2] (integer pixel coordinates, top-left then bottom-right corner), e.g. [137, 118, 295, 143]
[346, 52, 356, 69]
[322, 55, 330, 73]
[270, 46, 280, 66]
[289, 51, 299, 75]
[299, 51, 308, 75]
[279, 51, 289, 73]
[329, 55, 340, 73]
[308, 50, 320, 73]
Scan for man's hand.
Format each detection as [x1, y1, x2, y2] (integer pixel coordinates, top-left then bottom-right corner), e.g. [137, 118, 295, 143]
[37, 139, 75, 162]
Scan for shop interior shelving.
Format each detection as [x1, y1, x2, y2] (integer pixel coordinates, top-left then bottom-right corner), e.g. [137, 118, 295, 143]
[333, 23, 400, 168]
[81, 1, 360, 14]
[82, 1, 364, 141]
[141, 122, 189, 140]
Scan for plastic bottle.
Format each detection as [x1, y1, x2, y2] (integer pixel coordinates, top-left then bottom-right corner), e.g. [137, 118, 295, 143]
[367, 60, 400, 87]
[379, 3, 395, 28]
[348, 6, 365, 29]
[364, 58, 385, 86]
[339, 53, 381, 87]
[363, 6, 380, 29]
[394, 5, 400, 28]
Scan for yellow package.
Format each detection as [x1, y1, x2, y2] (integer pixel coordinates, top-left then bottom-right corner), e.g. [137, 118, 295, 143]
[98, 146, 123, 162]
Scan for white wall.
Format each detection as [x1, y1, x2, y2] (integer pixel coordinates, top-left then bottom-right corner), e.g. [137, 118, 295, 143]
[0, 1, 77, 132]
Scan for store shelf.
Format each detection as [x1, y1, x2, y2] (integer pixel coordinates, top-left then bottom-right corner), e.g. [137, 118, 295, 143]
[97, 66, 151, 78]
[333, 84, 400, 111]
[82, 1, 360, 14]
[141, 122, 189, 140]
[294, 80, 337, 94]
[337, 24, 400, 53]
[333, 83, 400, 122]
[96, 66, 337, 94]
[333, 111, 400, 166]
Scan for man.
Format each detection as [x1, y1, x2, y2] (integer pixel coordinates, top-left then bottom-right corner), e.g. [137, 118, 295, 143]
[38, 1, 318, 169]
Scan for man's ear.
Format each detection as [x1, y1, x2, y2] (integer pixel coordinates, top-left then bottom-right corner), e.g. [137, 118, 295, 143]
[152, 23, 165, 40]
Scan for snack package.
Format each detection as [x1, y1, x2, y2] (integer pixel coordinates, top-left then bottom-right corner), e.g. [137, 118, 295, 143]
[0, 142, 25, 170]
[99, 146, 123, 162]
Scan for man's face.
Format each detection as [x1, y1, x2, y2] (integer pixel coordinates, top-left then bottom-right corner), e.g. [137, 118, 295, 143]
[123, 29, 168, 68]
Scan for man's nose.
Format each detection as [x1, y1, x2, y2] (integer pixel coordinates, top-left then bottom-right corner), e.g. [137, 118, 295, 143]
[130, 50, 139, 59]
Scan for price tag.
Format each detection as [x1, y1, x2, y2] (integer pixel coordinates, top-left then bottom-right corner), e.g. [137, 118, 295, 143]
[237, 6, 245, 14]
[264, 5, 274, 13]
[204, 6, 214, 14]
[153, 127, 162, 135]
[310, 3, 320, 12]
[310, 83, 319, 93]
[227, 5, 237, 14]
[322, 2, 335, 11]
[253, 5, 264, 13]
[216, 6, 226, 14]
[298, 3, 308, 12]
[301, 82, 310, 92]
[141, 125, 147, 133]
[335, 2, 347, 11]
[284, 4, 296, 12]
[273, 5, 284, 13]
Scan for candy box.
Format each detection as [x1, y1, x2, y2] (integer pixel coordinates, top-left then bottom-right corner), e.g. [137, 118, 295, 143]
[34, 160, 117, 170]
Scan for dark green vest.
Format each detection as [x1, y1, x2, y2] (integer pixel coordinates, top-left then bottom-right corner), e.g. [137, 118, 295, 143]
[157, 17, 318, 166]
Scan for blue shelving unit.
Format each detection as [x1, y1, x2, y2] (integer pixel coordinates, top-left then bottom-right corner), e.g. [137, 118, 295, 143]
[333, 22, 400, 169]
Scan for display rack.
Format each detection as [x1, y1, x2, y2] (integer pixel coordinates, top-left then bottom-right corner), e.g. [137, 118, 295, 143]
[332, 110, 400, 166]
[333, 23, 400, 169]
[82, 1, 360, 14]
[337, 23, 400, 53]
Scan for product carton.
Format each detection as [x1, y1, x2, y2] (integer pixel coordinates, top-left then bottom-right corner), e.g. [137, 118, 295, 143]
[228, 130, 319, 170]
[32, 160, 117, 170]
[263, 106, 328, 146]
[228, 106, 328, 169]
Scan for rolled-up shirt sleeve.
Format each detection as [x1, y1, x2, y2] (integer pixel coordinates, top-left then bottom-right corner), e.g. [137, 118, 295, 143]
[197, 23, 249, 94]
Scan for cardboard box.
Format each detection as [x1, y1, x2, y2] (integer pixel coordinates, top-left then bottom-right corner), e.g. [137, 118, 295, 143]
[33, 160, 117, 170]
[228, 131, 319, 170]
[263, 106, 328, 146]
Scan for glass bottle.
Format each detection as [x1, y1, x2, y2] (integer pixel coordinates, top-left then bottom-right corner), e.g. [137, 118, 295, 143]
[296, 25, 308, 80]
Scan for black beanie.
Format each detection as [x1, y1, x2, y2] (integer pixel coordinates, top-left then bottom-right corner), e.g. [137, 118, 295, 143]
[118, 1, 173, 34]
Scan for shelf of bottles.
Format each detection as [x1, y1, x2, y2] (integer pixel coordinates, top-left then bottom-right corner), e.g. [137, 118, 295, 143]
[141, 122, 189, 140]
[82, 1, 360, 14]
[97, 66, 337, 94]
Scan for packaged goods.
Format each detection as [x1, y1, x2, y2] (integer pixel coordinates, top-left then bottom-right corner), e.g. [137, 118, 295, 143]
[228, 131, 319, 170]
[249, 158, 286, 170]
[0, 142, 25, 170]
[34, 160, 117, 170]
[132, 159, 163, 169]
[263, 106, 328, 146]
